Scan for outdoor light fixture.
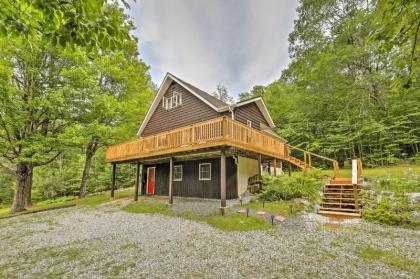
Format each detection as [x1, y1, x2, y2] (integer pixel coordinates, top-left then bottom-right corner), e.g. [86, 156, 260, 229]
[246, 208, 249, 217]
[271, 215, 275, 225]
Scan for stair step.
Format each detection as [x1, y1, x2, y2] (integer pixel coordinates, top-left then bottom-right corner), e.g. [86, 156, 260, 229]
[322, 197, 356, 201]
[324, 192, 354, 198]
[319, 207, 359, 213]
[318, 210, 361, 218]
[321, 202, 356, 206]
[325, 183, 357, 187]
[324, 189, 358, 192]
[324, 186, 360, 190]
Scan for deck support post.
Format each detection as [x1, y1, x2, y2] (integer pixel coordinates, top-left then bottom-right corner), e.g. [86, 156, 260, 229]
[268, 161, 271, 176]
[257, 154, 262, 190]
[111, 163, 116, 198]
[288, 162, 291, 177]
[169, 157, 174, 205]
[220, 148, 226, 210]
[134, 162, 140, 201]
[273, 159, 277, 176]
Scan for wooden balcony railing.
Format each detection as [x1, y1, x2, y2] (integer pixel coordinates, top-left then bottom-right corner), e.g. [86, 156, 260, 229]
[106, 117, 288, 163]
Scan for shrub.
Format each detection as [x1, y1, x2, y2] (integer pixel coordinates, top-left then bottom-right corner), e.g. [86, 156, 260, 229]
[362, 191, 419, 228]
[258, 171, 322, 202]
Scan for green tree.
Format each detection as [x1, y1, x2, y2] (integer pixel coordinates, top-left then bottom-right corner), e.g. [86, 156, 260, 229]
[260, 0, 419, 166]
[0, 0, 131, 51]
[212, 84, 234, 104]
[0, 36, 77, 212]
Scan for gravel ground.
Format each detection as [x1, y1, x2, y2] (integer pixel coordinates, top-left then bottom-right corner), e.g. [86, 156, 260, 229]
[0, 204, 419, 279]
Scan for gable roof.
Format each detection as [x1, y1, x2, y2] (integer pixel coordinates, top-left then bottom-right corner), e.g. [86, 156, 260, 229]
[218, 96, 276, 128]
[172, 74, 227, 109]
[137, 72, 275, 136]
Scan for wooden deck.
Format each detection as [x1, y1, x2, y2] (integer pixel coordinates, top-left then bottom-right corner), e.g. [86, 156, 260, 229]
[106, 117, 290, 163]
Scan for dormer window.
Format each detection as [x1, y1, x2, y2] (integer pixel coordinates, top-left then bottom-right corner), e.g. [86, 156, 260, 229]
[163, 92, 182, 110]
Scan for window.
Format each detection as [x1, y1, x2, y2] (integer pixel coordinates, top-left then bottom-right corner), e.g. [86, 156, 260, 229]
[199, 163, 211, 180]
[247, 120, 252, 127]
[173, 165, 183, 181]
[163, 92, 182, 110]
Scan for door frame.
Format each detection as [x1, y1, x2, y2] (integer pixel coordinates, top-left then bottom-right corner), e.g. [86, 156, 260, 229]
[146, 167, 156, 195]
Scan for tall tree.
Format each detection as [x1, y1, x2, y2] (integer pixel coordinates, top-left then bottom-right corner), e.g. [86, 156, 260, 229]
[259, 0, 419, 166]
[0, 36, 76, 212]
[212, 84, 234, 104]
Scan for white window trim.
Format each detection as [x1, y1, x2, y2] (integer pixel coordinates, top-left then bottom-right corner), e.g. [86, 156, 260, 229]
[199, 163, 211, 181]
[247, 120, 252, 127]
[162, 92, 182, 110]
[173, 165, 183, 181]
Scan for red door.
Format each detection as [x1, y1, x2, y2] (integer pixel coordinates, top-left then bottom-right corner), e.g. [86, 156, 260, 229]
[146, 167, 155, 194]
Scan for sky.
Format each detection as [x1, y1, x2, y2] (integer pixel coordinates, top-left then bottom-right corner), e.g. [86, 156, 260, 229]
[127, 0, 298, 99]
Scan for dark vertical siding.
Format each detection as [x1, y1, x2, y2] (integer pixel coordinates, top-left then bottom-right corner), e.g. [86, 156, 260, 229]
[141, 82, 221, 137]
[143, 157, 237, 199]
[234, 103, 269, 130]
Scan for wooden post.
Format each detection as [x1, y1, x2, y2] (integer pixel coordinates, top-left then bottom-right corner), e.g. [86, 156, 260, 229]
[273, 159, 277, 176]
[134, 162, 140, 201]
[220, 148, 226, 208]
[268, 161, 271, 176]
[111, 163, 116, 198]
[169, 157, 174, 204]
[258, 154, 262, 190]
[288, 162, 291, 177]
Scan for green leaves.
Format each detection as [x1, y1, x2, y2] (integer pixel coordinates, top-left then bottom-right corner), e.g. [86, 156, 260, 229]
[257, 0, 420, 167]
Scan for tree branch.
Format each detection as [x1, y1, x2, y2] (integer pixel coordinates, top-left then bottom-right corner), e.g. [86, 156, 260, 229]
[32, 152, 62, 167]
[0, 162, 16, 176]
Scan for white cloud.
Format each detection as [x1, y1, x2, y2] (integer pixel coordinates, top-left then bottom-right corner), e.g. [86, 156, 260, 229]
[127, 0, 298, 99]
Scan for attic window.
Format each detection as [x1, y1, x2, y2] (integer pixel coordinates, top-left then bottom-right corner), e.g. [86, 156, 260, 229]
[163, 92, 182, 110]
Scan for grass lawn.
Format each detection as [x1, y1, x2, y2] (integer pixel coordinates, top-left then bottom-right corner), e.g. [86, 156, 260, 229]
[0, 188, 134, 219]
[237, 200, 304, 217]
[122, 199, 273, 231]
[358, 245, 420, 274]
[320, 165, 420, 192]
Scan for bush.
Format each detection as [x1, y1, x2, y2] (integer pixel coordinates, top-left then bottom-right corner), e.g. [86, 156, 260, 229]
[258, 171, 322, 202]
[362, 191, 419, 228]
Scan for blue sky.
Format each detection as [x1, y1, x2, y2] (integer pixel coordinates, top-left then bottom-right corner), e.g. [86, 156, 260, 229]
[127, 0, 298, 99]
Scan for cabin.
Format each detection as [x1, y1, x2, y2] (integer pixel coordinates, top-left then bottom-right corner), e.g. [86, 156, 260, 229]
[106, 73, 363, 216]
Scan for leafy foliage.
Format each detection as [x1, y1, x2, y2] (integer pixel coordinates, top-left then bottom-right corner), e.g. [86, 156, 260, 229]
[258, 171, 322, 202]
[243, 0, 420, 167]
[362, 191, 419, 228]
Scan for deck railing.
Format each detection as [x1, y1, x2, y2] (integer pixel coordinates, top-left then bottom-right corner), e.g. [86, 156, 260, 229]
[106, 117, 287, 162]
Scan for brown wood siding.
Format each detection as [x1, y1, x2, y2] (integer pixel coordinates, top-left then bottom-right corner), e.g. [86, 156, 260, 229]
[141, 82, 221, 137]
[142, 157, 237, 199]
[233, 103, 269, 130]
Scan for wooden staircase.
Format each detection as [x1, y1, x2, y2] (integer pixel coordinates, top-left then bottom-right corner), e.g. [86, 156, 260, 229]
[283, 145, 363, 218]
[318, 179, 362, 217]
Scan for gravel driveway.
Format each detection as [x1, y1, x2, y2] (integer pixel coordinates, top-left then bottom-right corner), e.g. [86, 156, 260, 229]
[0, 204, 419, 279]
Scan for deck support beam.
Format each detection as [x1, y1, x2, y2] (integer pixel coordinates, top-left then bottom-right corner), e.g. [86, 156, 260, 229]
[111, 163, 116, 198]
[169, 157, 174, 204]
[257, 154, 262, 191]
[288, 162, 291, 177]
[134, 162, 140, 201]
[220, 148, 226, 209]
[273, 159, 277, 176]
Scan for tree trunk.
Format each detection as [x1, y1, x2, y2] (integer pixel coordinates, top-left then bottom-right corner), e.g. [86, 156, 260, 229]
[25, 163, 33, 206]
[12, 163, 31, 213]
[79, 138, 99, 198]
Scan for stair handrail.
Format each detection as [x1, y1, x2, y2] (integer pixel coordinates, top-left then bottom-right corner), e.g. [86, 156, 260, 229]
[286, 144, 340, 178]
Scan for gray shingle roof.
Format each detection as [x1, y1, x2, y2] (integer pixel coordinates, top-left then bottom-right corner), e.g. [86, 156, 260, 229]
[170, 73, 227, 109]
